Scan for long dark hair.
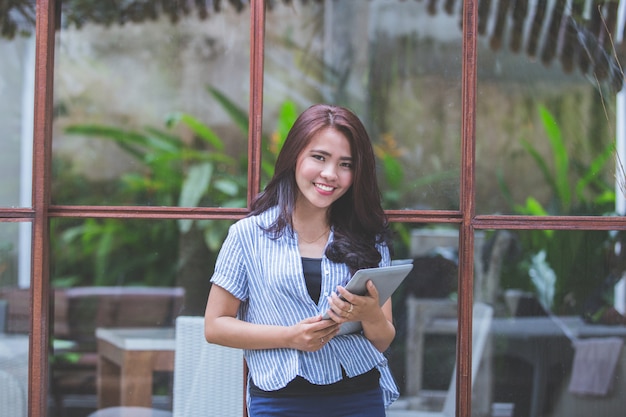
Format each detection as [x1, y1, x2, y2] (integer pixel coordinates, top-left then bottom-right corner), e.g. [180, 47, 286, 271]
[250, 104, 393, 272]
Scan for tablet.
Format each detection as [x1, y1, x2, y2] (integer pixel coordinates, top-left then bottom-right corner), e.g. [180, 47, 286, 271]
[322, 262, 413, 335]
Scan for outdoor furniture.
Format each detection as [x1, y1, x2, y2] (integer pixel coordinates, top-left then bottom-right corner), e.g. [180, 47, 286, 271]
[0, 369, 27, 417]
[96, 327, 176, 408]
[50, 286, 185, 414]
[89, 315, 244, 417]
[403, 298, 459, 397]
[549, 338, 625, 417]
[387, 301, 494, 417]
[0, 287, 30, 334]
[0, 333, 29, 417]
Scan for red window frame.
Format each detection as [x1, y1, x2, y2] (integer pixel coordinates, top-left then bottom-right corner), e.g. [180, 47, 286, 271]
[0, 1, 623, 416]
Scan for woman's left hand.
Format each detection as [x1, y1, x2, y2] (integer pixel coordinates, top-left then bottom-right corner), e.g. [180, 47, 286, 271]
[326, 280, 381, 324]
[326, 280, 395, 352]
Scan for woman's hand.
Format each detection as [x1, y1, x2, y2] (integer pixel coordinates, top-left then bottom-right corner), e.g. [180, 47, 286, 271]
[287, 316, 340, 352]
[326, 280, 381, 324]
[325, 280, 395, 352]
[206, 285, 339, 351]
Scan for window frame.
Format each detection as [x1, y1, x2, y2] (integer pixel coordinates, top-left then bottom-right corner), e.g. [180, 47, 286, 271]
[0, 1, 624, 416]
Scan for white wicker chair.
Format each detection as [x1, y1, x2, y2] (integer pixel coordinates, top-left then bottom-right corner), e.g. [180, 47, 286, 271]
[0, 369, 27, 417]
[172, 316, 244, 417]
[88, 316, 244, 417]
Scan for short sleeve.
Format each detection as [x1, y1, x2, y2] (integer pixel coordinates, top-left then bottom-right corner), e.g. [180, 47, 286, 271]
[210, 222, 249, 301]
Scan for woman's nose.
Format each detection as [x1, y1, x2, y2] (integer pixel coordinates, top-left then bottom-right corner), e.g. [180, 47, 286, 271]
[321, 164, 338, 180]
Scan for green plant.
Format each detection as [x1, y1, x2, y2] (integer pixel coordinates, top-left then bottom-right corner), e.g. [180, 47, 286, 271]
[53, 89, 298, 313]
[500, 105, 615, 218]
[498, 104, 616, 313]
[51, 217, 179, 287]
[207, 86, 297, 184]
[54, 111, 243, 290]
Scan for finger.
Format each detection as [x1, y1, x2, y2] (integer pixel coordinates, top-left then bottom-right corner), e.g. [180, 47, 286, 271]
[322, 326, 340, 340]
[325, 307, 348, 323]
[327, 304, 356, 325]
[301, 315, 324, 324]
[332, 291, 358, 316]
[334, 286, 356, 303]
[366, 280, 379, 297]
[366, 280, 381, 304]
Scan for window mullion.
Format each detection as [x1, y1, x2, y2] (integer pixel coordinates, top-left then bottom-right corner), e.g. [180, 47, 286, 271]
[31, 1, 57, 416]
[247, 0, 266, 207]
[458, 0, 479, 416]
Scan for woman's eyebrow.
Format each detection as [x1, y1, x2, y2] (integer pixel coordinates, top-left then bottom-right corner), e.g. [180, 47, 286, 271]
[309, 148, 331, 155]
[309, 149, 352, 161]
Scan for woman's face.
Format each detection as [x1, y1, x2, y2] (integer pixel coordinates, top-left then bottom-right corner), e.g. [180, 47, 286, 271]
[294, 127, 354, 212]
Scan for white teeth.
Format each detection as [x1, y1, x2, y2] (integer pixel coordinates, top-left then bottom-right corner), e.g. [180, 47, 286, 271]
[315, 183, 334, 192]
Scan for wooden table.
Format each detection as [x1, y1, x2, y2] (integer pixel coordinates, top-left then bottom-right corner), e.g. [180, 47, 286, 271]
[96, 327, 175, 408]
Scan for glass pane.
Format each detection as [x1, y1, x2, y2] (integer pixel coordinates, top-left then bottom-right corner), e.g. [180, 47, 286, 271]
[0, 1, 35, 208]
[52, 2, 250, 208]
[0, 222, 31, 417]
[476, 1, 621, 216]
[49, 217, 235, 416]
[474, 229, 626, 417]
[263, 0, 462, 210]
[389, 224, 462, 412]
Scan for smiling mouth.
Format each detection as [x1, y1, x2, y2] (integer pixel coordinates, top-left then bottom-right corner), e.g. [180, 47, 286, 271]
[314, 183, 334, 192]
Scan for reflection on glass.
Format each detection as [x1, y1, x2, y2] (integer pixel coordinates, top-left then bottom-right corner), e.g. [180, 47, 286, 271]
[263, 1, 461, 210]
[52, 2, 250, 207]
[0, 221, 31, 307]
[476, 1, 622, 216]
[0, 1, 35, 209]
[50, 217, 234, 314]
[0, 222, 31, 417]
[49, 217, 236, 416]
[473, 229, 626, 417]
[388, 224, 460, 412]
[390, 227, 626, 416]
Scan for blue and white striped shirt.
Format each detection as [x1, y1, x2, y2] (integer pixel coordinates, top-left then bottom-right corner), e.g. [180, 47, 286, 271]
[210, 206, 399, 407]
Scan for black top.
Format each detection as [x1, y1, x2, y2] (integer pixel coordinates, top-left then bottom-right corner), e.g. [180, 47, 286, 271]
[302, 257, 322, 303]
[249, 368, 381, 397]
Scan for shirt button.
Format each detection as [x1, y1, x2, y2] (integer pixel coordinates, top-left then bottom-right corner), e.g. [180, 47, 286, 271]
[324, 269, 330, 275]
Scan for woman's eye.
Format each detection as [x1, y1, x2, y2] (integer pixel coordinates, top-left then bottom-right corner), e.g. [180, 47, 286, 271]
[312, 154, 325, 161]
[340, 162, 353, 169]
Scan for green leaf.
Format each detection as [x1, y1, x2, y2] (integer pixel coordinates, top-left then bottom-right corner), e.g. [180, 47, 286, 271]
[177, 163, 213, 234]
[204, 221, 231, 252]
[179, 163, 213, 208]
[213, 179, 239, 197]
[143, 127, 185, 153]
[165, 112, 225, 151]
[538, 105, 570, 208]
[65, 124, 149, 161]
[276, 101, 298, 151]
[524, 197, 548, 216]
[520, 138, 557, 198]
[382, 154, 404, 189]
[575, 141, 615, 200]
[207, 86, 249, 135]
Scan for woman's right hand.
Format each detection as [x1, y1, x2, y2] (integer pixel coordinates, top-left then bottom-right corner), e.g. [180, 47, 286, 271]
[288, 315, 340, 352]
[206, 285, 340, 351]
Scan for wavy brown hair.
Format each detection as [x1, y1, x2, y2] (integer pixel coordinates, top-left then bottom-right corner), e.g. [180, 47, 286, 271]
[250, 104, 392, 272]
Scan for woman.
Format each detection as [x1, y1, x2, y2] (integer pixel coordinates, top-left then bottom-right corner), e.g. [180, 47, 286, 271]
[204, 104, 399, 416]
